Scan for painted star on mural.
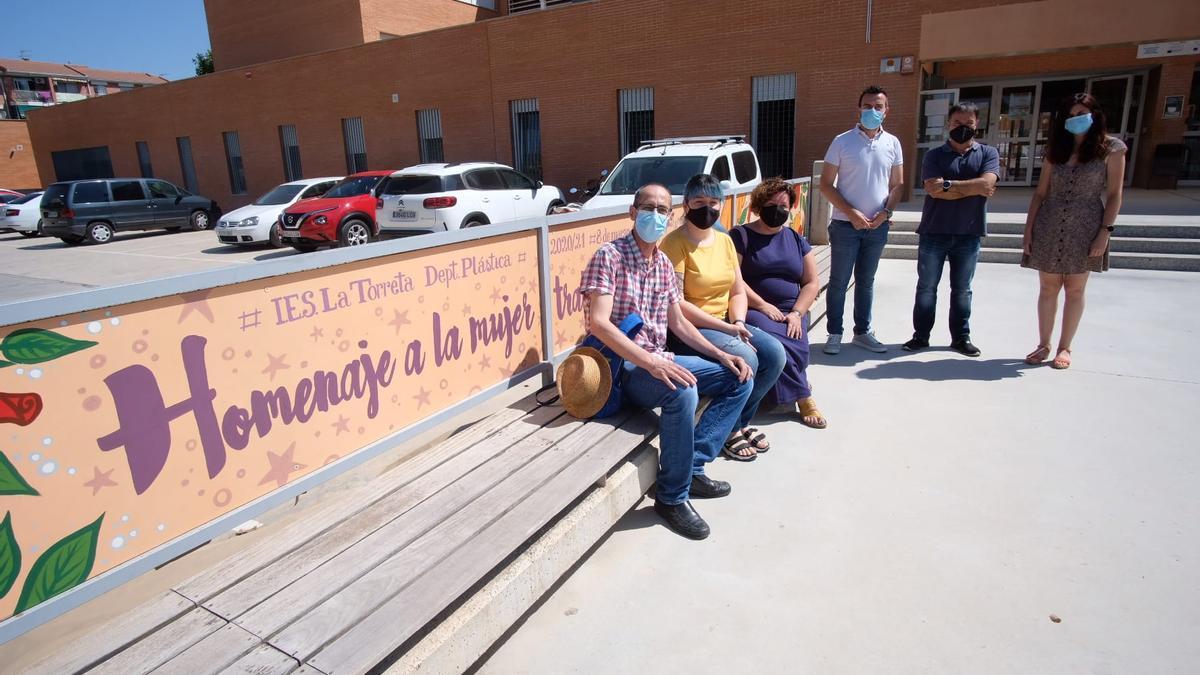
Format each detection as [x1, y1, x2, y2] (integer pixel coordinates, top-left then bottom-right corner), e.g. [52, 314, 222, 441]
[489, 288, 501, 303]
[310, 326, 324, 342]
[83, 467, 118, 495]
[478, 354, 491, 371]
[177, 290, 215, 324]
[331, 414, 350, 435]
[262, 353, 291, 381]
[413, 387, 432, 409]
[388, 309, 412, 335]
[258, 442, 308, 488]
[555, 330, 568, 347]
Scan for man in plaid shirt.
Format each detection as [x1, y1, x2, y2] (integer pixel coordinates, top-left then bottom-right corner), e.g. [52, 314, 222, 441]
[580, 182, 753, 540]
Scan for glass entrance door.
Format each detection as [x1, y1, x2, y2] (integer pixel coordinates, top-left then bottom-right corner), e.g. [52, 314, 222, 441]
[991, 84, 1038, 185]
[1086, 74, 1142, 184]
[914, 89, 958, 192]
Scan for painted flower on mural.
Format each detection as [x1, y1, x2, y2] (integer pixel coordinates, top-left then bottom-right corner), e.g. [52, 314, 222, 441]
[0, 392, 44, 426]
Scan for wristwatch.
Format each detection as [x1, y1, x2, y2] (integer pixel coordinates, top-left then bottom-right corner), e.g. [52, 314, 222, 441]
[942, 179, 953, 192]
[884, 207, 894, 219]
[1105, 225, 1115, 232]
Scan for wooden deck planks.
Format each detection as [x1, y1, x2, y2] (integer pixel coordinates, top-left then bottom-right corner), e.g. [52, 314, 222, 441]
[267, 410, 640, 664]
[25, 591, 196, 675]
[306, 412, 658, 675]
[220, 644, 299, 675]
[232, 407, 582, 640]
[176, 398, 540, 605]
[149, 623, 261, 675]
[87, 607, 226, 675]
[204, 403, 566, 621]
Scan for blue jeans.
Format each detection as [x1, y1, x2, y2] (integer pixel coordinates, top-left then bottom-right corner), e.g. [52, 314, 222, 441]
[621, 356, 753, 505]
[678, 325, 785, 429]
[912, 233, 981, 340]
[826, 219, 890, 336]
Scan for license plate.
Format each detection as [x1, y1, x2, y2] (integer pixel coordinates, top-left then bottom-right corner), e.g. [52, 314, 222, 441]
[46, 211, 57, 218]
[281, 231, 301, 238]
[392, 210, 417, 221]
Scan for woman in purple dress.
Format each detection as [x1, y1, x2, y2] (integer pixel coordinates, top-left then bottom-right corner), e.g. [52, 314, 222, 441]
[730, 178, 827, 428]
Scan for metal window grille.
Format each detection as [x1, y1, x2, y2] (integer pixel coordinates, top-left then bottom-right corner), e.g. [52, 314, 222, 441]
[751, 74, 797, 179]
[176, 136, 198, 192]
[135, 141, 153, 178]
[415, 108, 444, 163]
[222, 131, 247, 194]
[279, 124, 303, 181]
[508, 0, 573, 14]
[342, 117, 368, 173]
[618, 87, 654, 156]
[510, 98, 542, 181]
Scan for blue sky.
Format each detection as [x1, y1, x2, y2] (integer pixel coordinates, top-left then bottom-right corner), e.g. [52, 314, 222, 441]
[3, 1, 210, 81]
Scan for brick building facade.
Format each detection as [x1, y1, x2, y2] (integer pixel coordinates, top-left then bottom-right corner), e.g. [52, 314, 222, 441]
[22, 0, 1200, 210]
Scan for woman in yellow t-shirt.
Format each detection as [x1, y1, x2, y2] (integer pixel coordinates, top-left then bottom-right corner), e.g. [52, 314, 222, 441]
[661, 174, 785, 462]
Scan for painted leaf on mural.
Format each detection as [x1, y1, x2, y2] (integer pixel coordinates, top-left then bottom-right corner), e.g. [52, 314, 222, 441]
[0, 512, 19, 599]
[0, 452, 39, 496]
[0, 328, 97, 366]
[0, 392, 44, 426]
[14, 514, 103, 615]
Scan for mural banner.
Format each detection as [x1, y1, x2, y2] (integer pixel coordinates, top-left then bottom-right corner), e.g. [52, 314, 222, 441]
[0, 231, 542, 621]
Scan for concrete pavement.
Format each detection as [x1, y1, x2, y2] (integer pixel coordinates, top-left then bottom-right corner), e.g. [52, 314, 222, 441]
[478, 258, 1200, 675]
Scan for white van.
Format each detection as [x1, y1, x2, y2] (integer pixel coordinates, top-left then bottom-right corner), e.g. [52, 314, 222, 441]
[581, 136, 762, 210]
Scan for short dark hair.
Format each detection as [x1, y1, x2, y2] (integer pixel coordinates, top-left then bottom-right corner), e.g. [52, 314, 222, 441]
[749, 178, 795, 214]
[859, 85, 887, 107]
[948, 102, 979, 120]
[633, 182, 669, 206]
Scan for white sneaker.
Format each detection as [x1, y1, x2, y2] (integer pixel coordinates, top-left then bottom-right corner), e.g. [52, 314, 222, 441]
[823, 333, 842, 355]
[852, 332, 888, 353]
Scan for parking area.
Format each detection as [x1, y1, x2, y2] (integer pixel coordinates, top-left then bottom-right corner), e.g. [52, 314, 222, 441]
[0, 229, 301, 303]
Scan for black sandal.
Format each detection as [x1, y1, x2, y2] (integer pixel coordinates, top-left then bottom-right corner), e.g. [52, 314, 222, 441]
[743, 427, 769, 453]
[721, 435, 757, 462]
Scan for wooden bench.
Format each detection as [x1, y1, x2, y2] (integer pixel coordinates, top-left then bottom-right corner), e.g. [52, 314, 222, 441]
[29, 245, 835, 675]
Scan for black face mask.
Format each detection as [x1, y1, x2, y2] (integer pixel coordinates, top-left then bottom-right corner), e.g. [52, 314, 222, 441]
[949, 125, 976, 144]
[759, 204, 790, 228]
[686, 205, 720, 229]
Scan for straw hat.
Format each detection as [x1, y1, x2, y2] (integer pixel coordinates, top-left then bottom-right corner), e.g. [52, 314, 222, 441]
[555, 346, 612, 419]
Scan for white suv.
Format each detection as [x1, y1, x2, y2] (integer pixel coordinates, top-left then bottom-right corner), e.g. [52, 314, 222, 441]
[375, 162, 564, 233]
[581, 136, 762, 210]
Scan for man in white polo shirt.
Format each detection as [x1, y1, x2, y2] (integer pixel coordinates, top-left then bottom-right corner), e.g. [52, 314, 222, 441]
[819, 85, 905, 354]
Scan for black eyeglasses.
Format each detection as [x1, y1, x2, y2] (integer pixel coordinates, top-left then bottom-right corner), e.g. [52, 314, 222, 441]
[635, 204, 671, 215]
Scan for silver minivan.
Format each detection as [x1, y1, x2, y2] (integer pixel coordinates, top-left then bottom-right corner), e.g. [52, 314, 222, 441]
[40, 178, 220, 245]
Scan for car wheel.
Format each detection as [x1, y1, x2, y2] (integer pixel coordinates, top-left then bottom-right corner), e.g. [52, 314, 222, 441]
[189, 210, 211, 230]
[338, 219, 373, 247]
[291, 243, 318, 253]
[464, 219, 486, 228]
[85, 221, 114, 244]
[546, 201, 565, 215]
[268, 223, 283, 248]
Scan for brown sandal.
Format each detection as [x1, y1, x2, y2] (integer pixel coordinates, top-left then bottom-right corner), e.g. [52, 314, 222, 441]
[796, 397, 827, 429]
[1025, 344, 1051, 365]
[1050, 348, 1072, 370]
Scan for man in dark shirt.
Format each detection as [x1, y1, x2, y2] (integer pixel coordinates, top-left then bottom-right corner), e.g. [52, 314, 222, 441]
[903, 102, 1000, 356]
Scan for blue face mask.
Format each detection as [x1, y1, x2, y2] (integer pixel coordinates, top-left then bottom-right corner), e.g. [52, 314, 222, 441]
[860, 107, 885, 130]
[634, 209, 669, 244]
[1064, 112, 1093, 135]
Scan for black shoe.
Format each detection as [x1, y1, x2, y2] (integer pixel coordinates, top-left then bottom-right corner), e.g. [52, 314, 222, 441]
[950, 338, 981, 357]
[902, 337, 929, 352]
[690, 474, 731, 499]
[653, 499, 711, 540]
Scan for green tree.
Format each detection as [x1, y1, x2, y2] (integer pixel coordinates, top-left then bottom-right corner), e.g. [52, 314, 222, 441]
[193, 49, 214, 76]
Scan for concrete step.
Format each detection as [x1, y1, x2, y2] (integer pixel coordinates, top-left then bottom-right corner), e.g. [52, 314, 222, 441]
[889, 217, 1200, 240]
[887, 231, 1200, 255]
[881, 244, 1200, 272]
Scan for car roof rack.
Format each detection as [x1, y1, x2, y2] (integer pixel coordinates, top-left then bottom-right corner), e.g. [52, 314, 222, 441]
[637, 135, 747, 151]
